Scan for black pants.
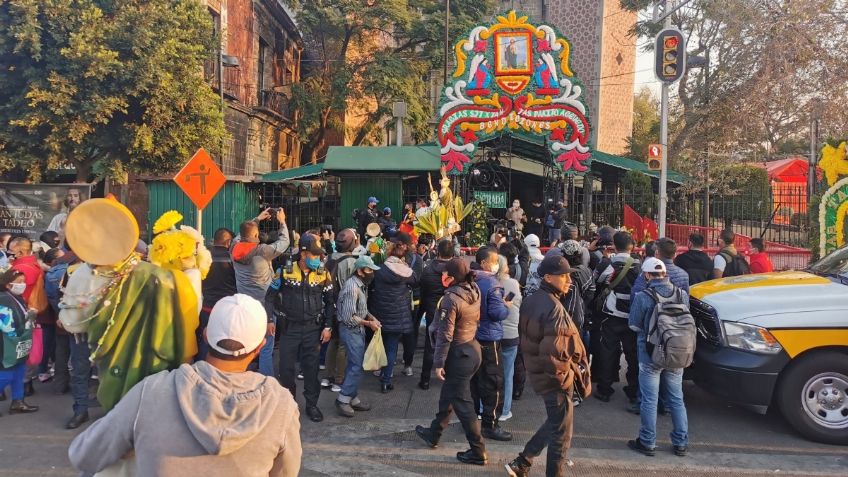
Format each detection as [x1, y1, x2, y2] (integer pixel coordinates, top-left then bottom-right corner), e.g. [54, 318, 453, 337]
[598, 316, 638, 399]
[429, 341, 485, 457]
[279, 319, 322, 407]
[420, 308, 436, 382]
[402, 305, 423, 367]
[520, 389, 574, 477]
[513, 346, 526, 396]
[470, 340, 504, 429]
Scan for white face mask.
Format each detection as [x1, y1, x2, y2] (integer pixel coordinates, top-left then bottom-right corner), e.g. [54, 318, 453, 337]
[490, 262, 500, 275]
[9, 282, 26, 296]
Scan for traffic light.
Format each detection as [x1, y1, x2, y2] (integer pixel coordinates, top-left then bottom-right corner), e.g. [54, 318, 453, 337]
[655, 28, 686, 83]
[647, 144, 662, 170]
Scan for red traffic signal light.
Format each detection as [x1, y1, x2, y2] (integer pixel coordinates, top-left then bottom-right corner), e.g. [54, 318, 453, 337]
[655, 28, 686, 84]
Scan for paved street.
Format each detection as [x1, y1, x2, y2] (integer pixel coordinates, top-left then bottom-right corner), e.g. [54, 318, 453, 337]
[2, 354, 845, 477]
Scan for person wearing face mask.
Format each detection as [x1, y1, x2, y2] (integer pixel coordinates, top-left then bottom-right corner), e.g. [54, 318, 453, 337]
[470, 246, 513, 441]
[268, 234, 335, 423]
[415, 258, 487, 466]
[506, 255, 587, 477]
[334, 255, 382, 417]
[367, 232, 420, 393]
[0, 269, 40, 415]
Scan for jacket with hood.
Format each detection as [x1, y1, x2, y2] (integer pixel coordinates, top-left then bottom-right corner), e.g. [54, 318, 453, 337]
[524, 245, 545, 296]
[231, 226, 290, 302]
[368, 256, 419, 334]
[68, 361, 302, 477]
[431, 282, 481, 369]
[674, 249, 713, 285]
[419, 258, 450, 319]
[473, 270, 510, 341]
[749, 251, 773, 274]
[519, 281, 585, 396]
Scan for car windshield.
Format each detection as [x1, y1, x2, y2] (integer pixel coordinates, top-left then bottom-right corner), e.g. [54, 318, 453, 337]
[807, 245, 848, 279]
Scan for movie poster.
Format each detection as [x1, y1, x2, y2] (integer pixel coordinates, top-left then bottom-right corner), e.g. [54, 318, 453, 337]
[0, 183, 92, 236]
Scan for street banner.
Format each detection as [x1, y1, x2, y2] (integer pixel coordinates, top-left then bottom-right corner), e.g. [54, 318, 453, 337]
[0, 183, 92, 236]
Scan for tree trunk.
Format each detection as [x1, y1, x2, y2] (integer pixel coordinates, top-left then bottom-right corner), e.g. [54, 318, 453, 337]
[74, 160, 93, 182]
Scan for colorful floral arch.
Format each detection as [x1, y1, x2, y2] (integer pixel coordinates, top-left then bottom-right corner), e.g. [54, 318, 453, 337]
[437, 11, 592, 175]
[819, 175, 848, 257]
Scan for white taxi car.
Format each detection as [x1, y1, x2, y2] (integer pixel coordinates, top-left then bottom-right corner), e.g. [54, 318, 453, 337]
[690, 245, 848, 444]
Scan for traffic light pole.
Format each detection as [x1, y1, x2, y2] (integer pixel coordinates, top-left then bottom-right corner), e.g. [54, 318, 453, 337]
[658, 5, 671, 237]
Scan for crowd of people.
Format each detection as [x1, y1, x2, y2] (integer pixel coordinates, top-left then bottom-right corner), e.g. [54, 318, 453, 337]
[0, 192, 777, 477]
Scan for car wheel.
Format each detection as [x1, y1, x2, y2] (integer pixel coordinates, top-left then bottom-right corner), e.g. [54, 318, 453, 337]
[777, 352, 848, 445]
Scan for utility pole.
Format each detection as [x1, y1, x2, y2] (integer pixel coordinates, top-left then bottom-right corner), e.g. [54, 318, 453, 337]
[658, 9, 672, 237]
[808, 100, 820, 200]
[444, 0, 450, 85]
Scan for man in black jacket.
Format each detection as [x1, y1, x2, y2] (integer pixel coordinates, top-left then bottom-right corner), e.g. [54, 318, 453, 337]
[198, 228, 237, 360]
[418, 239, 455, 389]
[356, 197, 381, 243]
[269, 234, 335, 423]
[674, 233, 713, 285]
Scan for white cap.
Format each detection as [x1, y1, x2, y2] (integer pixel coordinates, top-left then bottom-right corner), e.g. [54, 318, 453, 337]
[641, 257, 667, 274]
[207, 294, 267, 357]
[524, 234, 540, 248]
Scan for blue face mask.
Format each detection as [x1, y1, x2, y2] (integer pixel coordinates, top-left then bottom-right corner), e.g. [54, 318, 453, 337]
[306, 256, 322, 271]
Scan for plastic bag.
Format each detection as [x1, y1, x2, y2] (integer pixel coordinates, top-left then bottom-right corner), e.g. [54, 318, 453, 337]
[363, 328, 387, 371]
[26, 325, 43, 367]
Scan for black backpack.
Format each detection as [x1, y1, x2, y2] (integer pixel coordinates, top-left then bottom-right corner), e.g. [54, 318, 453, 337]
[719, 251, 751, 277]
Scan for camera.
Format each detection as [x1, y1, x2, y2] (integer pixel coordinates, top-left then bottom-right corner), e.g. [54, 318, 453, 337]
[320, 224, 333, 234]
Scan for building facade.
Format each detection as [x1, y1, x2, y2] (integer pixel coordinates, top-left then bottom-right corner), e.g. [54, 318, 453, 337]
[205, 0, 303, 175]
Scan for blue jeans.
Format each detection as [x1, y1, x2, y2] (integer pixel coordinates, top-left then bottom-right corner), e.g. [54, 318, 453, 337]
[638, 363, 688, 448]
[380, 331, 403, 385]
[501, 344, 519, 415]
[259, 334, 275, 377]
[69, 335, 92, 413]
[0, 362, 27, 400]
[339, 325, 366, 399]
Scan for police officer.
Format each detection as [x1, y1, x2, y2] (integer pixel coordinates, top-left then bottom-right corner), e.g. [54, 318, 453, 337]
[415, 258, 487, 466]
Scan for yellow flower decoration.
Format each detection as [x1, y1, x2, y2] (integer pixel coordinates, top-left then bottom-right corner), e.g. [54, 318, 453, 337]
[819, 141, 848, 187]
[153, 210, 184, 234]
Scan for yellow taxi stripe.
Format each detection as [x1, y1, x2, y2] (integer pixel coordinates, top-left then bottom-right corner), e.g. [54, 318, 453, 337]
[689, 272, 829, 300]
[770, 329, 848, 358]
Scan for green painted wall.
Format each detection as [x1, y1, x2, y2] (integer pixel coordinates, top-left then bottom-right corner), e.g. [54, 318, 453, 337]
[147, 181, 258, 242]
[339, 175, 402, 230]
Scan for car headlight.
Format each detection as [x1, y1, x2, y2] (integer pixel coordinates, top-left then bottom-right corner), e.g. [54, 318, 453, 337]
[722, 322, 783, 354]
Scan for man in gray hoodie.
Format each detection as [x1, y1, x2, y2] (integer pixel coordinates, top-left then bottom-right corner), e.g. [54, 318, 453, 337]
[68, 294, 302, 476]
[232, 207, 290, 376]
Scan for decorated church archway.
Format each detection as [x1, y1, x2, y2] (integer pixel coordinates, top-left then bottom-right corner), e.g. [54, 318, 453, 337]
[437, 11, 592, 175]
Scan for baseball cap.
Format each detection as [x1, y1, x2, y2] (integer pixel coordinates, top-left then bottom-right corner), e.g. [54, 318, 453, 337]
[383, 206, 392, 215]
[524, 234, 540, 248]
[335, 228, 358, 253]
[354, 255, 380, 271]
[641, 257, 667, 273]
[445, 257, 471, 282]
[560, 239, 581, 256]
[537, 255, 575, 276]
[367, 196, 379, 204]
[299, 234, 324, 255]
[207, 294, 267, 356]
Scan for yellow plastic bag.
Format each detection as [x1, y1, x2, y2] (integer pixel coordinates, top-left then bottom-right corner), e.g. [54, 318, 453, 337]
[363, 328, 388, 371]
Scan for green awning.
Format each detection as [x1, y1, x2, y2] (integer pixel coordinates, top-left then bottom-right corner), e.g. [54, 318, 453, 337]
[260, 162, 324, 182]
[324, 145, 441, 172]
[592, 150, 686, 184]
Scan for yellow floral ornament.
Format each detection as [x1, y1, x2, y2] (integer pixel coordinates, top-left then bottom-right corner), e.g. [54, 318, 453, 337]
[819, 141, 848, 187]
[149, 211, 212, 279]
[153, 210, 184, 234]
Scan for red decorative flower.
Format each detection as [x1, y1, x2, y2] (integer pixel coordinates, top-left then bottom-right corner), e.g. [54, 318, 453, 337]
[460, 129, 478, 144]
[556, 149, 591, 173]
[537, 39, 551, 52]
[442, 150, 470, 173]
[550, 128, 567, 142]
[473, 40, 488, 53]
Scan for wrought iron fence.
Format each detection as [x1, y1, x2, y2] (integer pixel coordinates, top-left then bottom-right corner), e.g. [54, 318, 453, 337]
[251, 179, 341, 237]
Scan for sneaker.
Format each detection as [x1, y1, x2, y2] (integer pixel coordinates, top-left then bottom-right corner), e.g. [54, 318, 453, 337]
[415, 425, 439, 448]
[403, 366, 413, 376]
[572, 395, 582, 408]
[331, 384, 341, 393]
[482, 426, 513, 441]
[320, 378, 331, 388]
[673, 445, 688, 457]
[335, 400, 354, 418]
[626, 399, 641, 415]
[498, 411, 513, 422]
[319, 364, 326, 370]
[38, 373, 52, 383]
[372, 370, 382, 377]
[297, 372, 304, 380]
[456, 449, 487, 466]
[627, 438, 656, 456]
[505, 456, 531, 477]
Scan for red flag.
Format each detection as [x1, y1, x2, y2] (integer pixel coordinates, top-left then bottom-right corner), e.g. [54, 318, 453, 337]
[623, 205, 643, 242]
[642, 216, 659, 241]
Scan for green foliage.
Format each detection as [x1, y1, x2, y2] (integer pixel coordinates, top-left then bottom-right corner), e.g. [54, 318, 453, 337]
[288, 0, 494, 163]
[467, 200, 490, 247]
[711, 165, 772, 222]
[621, 170, 655, 217]
[625, 87, 660, 162]
[0, 0, 227, 182]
